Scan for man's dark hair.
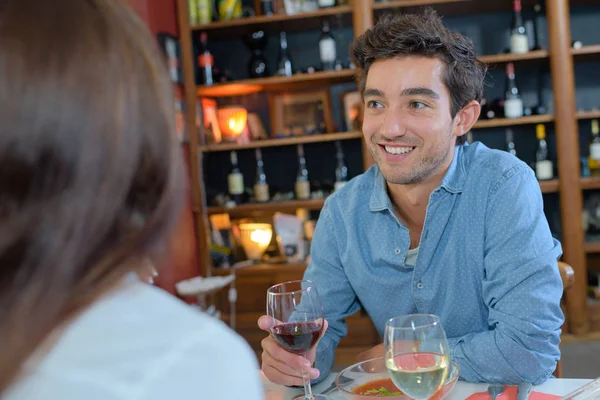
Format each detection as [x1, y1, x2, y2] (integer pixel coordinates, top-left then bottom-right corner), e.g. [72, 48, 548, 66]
[350, 9, 488, 145]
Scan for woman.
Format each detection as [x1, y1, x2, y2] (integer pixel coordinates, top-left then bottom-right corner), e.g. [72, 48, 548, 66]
[0, 0, 263, 399]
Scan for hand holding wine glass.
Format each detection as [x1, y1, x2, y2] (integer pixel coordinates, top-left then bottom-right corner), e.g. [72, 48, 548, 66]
[384, 314, 450, 400]
[266, 280, 330, 400]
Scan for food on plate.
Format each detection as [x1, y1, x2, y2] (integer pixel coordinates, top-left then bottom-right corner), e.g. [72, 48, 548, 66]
[352, 378, 403, 397]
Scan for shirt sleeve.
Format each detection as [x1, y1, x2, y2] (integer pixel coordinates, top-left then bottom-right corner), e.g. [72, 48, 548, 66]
[448, 164, 564, 384]
[138, 324, 264, 400]
[304, 199, 362, 384]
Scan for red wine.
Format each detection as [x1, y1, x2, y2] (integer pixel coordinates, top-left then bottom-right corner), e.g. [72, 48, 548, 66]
[271, 322, 321, 354]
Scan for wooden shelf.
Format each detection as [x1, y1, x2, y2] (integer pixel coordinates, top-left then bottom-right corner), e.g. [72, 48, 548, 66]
[585, 242, 600, 254]
[539, 179, 560, 193]
[212, 263, 308, 276]
[205, 198, 326, 216]
[577, 110, 600, 120]
[190, 6, 351, 31]
[373, 0, 471, 10]
[581, 177, 600, 190]
[478, 50, 549, 65]
[571, 44, 600, 61]
[200, 131, 361, 152]
[196, 69, 356, 97]
[472, 115, 554, 129]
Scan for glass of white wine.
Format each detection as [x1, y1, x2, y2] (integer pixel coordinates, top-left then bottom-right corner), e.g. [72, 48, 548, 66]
[384, 314, 450, 400]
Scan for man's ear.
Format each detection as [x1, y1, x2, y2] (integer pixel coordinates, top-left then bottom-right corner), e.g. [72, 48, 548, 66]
[453, 100, 481, 137]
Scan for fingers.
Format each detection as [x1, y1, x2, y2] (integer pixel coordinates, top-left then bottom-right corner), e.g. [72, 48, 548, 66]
[262, 348, 320, 380]
[262, 364, 303, 387]
[261, 336, 312, 371]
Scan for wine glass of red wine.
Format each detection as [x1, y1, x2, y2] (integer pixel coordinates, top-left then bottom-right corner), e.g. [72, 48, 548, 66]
[266, 280, 329, 400]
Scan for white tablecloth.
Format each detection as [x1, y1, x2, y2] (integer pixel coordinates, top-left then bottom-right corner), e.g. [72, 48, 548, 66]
[261, 371, 591, 400]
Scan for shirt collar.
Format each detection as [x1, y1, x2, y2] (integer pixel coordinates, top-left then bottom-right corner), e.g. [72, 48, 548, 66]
[369, 144, 467, 212]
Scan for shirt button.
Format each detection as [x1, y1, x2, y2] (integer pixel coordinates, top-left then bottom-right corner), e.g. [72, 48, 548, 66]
[417, 281, 424, 289]
[395, 248, 401, 254]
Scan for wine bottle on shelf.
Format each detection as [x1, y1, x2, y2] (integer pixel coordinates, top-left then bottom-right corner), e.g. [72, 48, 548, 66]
[531, 68, 547, 115]
[295, 144, 311, 200]
[318, 0, 336, 8]
[532, 4, 545, 50]
[510, 0, 529, 54]
[276, 32, 293, 77]
[260, 0, 274, 16]
[319, 20, 337, 71]
[254, 148, 270, 202]
[588, 120, 600, 177]
[506, 128, 517, 157]
[504, 62, 524, 119]
[334, 141, 348, 191]
[535, 124, 553, 180]
[197, 32, 214, 86]
[228, 151, 245, 204]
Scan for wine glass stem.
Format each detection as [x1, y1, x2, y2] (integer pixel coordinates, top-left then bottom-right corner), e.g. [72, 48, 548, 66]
[301, 369, 314, 400]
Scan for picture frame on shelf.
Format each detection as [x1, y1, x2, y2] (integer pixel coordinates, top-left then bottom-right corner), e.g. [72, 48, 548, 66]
[340, 89, 363, 132]
[268, 89, 334, 138]
[200, 98, 222, 144]
[246, 113, 268, 140]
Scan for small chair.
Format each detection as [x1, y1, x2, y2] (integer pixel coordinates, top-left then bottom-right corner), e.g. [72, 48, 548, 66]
[554, 261, 575, 378]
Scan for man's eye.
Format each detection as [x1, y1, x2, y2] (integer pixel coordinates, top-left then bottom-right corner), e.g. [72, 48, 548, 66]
[367, 100, 383, 108]
[410, 101, 426, 109]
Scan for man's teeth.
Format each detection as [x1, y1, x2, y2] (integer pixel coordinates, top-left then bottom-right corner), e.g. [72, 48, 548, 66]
[384, 146, 415, 155]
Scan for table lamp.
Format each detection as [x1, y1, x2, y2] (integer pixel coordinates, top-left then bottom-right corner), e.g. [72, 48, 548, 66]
[239, 223, 273, 261]
[217, 106, 247, 142]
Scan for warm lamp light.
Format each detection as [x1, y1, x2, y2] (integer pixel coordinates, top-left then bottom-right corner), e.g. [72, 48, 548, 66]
[217, 106, 247, 141]
[239, 223, 273, 261]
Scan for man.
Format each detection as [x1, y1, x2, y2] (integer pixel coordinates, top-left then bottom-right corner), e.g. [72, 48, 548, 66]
[258, 9, 564, 386]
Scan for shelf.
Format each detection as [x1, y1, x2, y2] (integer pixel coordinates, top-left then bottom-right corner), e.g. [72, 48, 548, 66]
[472, 115, 554, 129]
[200, 131, 361, 152]
[189, 6, 352, 39]
[373, 0, 471, 10]
[212, 263, 308, 276]
[577, 110, 600, 120]
[478, 50, 549, 65]
[539, 179, 560, 193]
[196, 69, 356, 97]
[585, 242, 600, 254]
[205, 198, 326, 216]
[581, 177, 600, 190]
[571, 44, 600, 61]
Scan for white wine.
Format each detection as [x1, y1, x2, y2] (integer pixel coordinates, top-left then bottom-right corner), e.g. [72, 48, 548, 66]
[385, 353, 449, 400]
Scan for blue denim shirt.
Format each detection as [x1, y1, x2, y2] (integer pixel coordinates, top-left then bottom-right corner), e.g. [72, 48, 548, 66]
[305, 142, 564, 385]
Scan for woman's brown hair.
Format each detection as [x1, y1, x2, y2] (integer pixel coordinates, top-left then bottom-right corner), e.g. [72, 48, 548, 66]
[0, 0, 184, 393]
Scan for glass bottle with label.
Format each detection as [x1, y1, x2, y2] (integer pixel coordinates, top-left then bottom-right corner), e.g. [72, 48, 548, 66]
[319, 20, 336, 71]
[276, 31, 293, 77]
[197, 32, 214, 86]
[588, 120, 600, 177]
[510, 0, 529, 54]
[506, 128, 517, 157]
[228, 151, 244, 204]
[318, 0, 336, 8]
[254, 148, 270, 202]
[504, 62, 524, 119]
[334, 141, 348, 191]
[295, 144, 311, 200]
[535, 124, 553, 180]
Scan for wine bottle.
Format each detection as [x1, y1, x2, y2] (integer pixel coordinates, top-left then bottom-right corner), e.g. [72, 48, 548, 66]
[260, 0, 274, 16]
[254, 148, 270, 202]
[197, 32, 214, 86]
[506, 128, 517, 157]
[532, 4, 545, 50]
[588, 120, 600, 177]
[532, 68, 547, 115]
[276, 31, 293, 77]
[318, 0, 336, 8]
[295, 144, 311, 200]
[228, 151, 244, 204]
[504, 63, 524, 119]
[319, 20, 337, 71]
[510, 0, 529, 54]
[334, 141, 348, 191]
[535, 124, 553, 180]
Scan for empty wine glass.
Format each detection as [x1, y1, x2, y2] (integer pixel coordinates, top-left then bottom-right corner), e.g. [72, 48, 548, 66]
[384, 314, 450, 400]
[266, 280, 329, 400]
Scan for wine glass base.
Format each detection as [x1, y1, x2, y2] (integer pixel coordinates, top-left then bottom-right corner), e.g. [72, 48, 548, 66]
[291, 394, 332, 400]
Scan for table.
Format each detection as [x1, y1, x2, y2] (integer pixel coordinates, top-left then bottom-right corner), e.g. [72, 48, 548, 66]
[261, 372, 592, 400]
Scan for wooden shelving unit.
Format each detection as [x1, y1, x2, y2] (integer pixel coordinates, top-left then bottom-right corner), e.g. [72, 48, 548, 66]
[211, 263, 308, 276]
[205, 198, 326, 216]
[577, 110, 600, 120]
[472, 114, 554, 129]
[196, 69, 356, 97]
[175, 0, 597, 343]
[584, 241, 600, 254]
[199, 131, 361, 152]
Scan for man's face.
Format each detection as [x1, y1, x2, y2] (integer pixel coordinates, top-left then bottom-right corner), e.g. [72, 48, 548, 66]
[362, 56, 460, 185]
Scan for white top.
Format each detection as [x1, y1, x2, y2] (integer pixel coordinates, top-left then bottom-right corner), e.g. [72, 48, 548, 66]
[4, 277, 263, 400]
[405, 246, 419, 267]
